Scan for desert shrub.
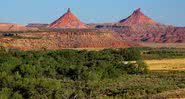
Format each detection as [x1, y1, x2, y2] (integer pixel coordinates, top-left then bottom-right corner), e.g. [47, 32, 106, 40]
[0, 47, 160, 99]
[116, 61, 148, 75]
[12, 92, 23, 99]
[116, 47, 142, 61]
[0, 88, 12, 99]
[142, 48, 185, 59]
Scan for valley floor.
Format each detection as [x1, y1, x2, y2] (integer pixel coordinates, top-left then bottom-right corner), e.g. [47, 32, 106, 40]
[145, 58, 185, 71]
[140, 42, 185, 48]
[0, 46, 185, 98]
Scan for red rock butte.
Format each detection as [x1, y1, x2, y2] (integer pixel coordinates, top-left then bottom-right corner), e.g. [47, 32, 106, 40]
[49, 8, 89, 29]
[119, 8, 158, 26]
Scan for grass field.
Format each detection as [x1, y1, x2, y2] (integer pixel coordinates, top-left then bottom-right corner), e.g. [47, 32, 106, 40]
[145, 58, 185, 71]
[140, 42, 185, 48]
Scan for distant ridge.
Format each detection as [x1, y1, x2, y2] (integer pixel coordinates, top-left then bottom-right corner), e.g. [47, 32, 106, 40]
[119, 8, 158, 26]
[0, 23, 37, 31]
[27, 23, 48, 28]
[49, 8, 89, 29]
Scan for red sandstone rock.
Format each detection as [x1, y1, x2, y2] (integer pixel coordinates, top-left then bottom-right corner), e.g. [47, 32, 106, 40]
[113, 25, 185, 43]
[49, 8, 89, 29]
[119, 8, 158, 26]
[0, 29, 139, 50]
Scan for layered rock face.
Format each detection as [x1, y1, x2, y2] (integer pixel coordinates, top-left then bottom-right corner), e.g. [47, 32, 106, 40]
[0, 23, 37, 31]
[95, 24, 185, 43]
[49, 8, 89, 29]
[113, 25, 185, 43]
[26, 23, 48, 28]
[94, 8, 185, 43]
[0, 29, 135, 50]
[119, 8, 158, 26]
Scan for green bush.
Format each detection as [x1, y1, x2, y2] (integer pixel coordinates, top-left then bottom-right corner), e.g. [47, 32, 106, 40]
[0, 48, 154, 98]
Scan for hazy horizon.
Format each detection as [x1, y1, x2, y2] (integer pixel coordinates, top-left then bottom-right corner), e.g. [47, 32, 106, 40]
[0, 0, 185, 26]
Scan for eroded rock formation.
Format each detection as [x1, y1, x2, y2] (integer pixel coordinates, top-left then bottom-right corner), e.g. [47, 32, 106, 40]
[94, 8, 185, 43]
[112, 25, 185, 43]
[0, 29, 136, 50]
[119, 8, 158, 26]
[49, 8, 90, 29]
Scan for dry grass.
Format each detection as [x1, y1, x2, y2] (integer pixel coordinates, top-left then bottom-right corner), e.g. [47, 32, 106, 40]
[147, 88, 185, 99]
[140, 42, 185, 48]
[145, 58, 185, 71]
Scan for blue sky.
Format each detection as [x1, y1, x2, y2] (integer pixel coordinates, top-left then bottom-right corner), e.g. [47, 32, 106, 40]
[0, 0, 185, 26]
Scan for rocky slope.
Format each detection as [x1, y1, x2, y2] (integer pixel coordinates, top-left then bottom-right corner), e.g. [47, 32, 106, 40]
[119, 8, 158, 26]
[116, 8, 185, 43]
[94, 8, 185, 43]
[0, 29, 136, 50]
[49, 8, 90, 29]
[112, 25, 185, 43]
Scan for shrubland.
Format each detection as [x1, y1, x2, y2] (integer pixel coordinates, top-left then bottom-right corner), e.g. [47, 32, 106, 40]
[0, 47, 185, 98]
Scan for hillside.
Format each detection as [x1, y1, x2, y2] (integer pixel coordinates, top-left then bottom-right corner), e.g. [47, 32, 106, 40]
[94, 8, 185, 43]
[0, 29, 136, 50]
[112, 25, 185, 43]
